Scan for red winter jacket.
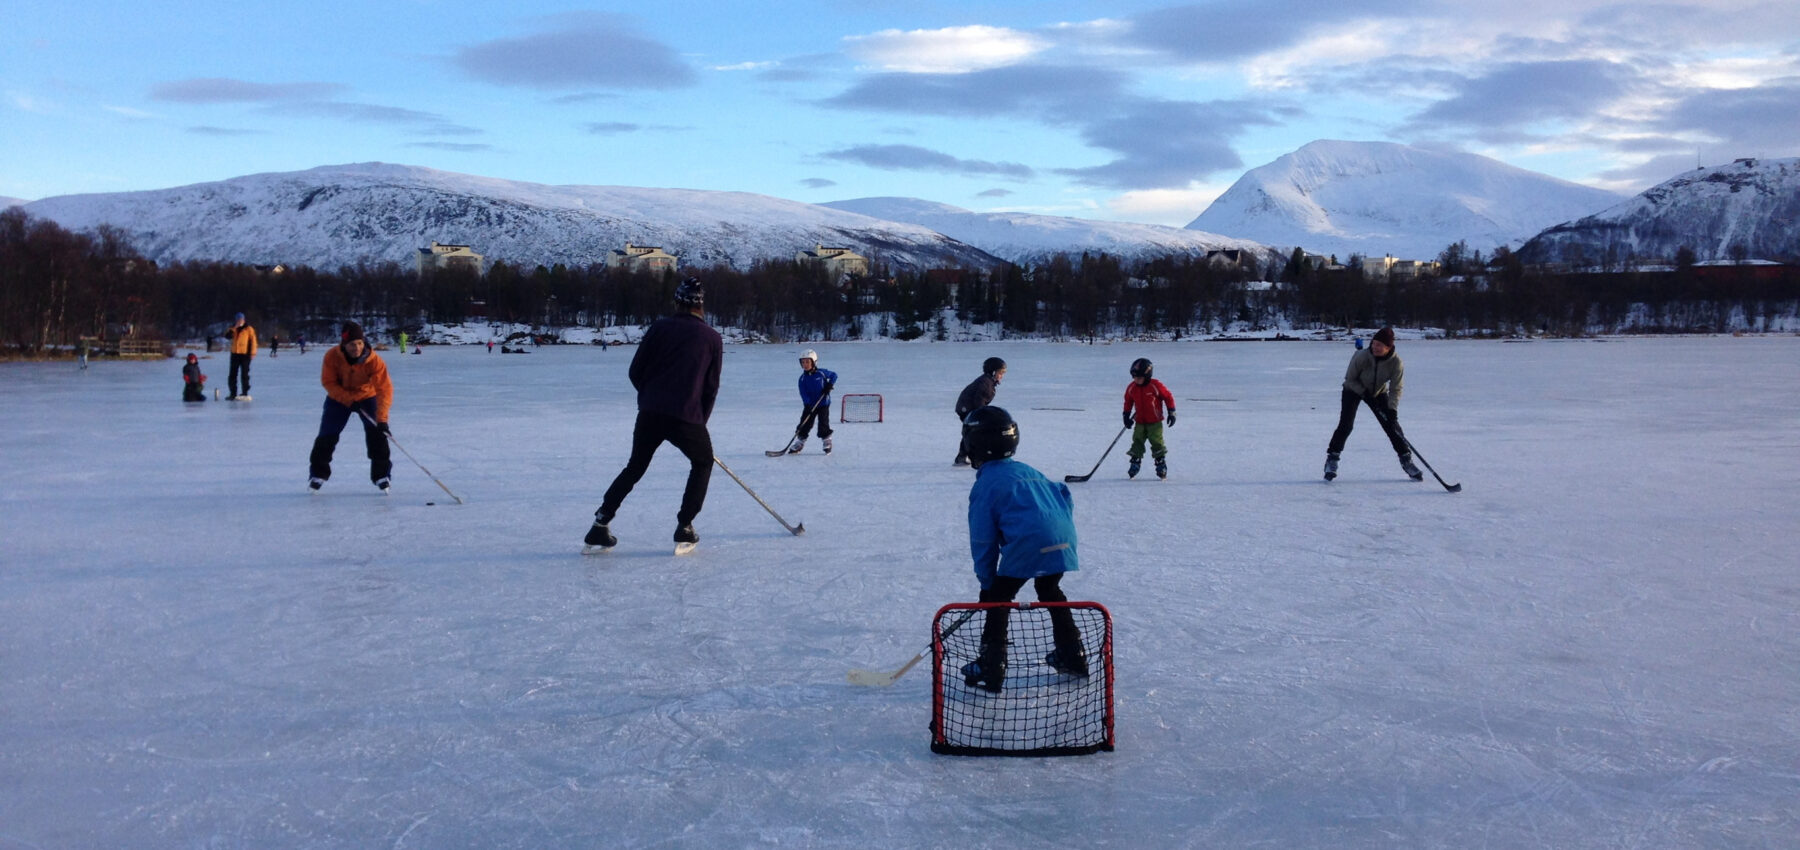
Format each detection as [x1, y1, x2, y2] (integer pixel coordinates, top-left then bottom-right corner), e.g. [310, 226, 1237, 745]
[1123, 378, 1175, 425]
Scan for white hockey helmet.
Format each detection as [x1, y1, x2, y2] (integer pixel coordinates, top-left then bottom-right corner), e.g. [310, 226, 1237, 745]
[798, 348, 819, 365]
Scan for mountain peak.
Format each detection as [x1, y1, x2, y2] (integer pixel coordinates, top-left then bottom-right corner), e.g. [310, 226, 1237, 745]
[1187, 140, 1623, 259]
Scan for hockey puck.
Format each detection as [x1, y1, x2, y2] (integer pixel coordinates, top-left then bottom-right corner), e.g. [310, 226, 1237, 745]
[426, 501, 436, 506]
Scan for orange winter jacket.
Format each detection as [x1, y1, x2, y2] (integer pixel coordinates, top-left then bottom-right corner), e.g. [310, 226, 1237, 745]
[228, 324, 258, 356]
[320, 343, 393, 421]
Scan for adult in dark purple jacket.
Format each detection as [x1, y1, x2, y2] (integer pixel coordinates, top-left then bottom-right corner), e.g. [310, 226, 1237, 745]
[585, 278, 724, 551]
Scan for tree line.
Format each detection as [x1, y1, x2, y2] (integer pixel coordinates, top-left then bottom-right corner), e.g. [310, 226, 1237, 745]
[4, 207, 1797, 356]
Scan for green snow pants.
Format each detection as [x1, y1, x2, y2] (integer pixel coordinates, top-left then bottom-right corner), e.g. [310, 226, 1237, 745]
[1128, 422, 1167, 461]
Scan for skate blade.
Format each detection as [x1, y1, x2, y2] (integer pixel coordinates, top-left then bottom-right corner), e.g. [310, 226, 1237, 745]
[581, 544, 614, 556]
[674, 542, 697, 556]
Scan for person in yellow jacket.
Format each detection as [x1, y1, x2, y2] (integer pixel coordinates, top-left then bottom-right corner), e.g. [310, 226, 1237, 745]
[226, 312, 258, 400]
[309, 321, 394, 492]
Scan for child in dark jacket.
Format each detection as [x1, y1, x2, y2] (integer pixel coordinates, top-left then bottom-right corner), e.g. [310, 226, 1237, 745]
[958, 405, 1086, 693]
[1122, 357, 1176, 479]
[182, 353, 207, 402]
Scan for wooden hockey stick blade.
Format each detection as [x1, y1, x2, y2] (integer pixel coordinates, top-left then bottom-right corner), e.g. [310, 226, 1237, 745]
[847, 653, 924, 687]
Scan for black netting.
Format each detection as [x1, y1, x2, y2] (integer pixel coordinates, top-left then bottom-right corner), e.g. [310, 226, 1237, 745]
[931, 602, 1113, 756]
[838, 394, 883, 423]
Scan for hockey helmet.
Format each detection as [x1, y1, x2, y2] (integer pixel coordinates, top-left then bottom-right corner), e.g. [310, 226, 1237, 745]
[1130, 357, 1153, 379]
[961, 405, 1020, 467]
[798, 348, 819, 366]
[674, 276, 705, 307]
[982, 356, 1007, 376]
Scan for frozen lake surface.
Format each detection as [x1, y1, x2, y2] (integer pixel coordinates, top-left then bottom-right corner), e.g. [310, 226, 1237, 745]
[3, 337, 1797, 847]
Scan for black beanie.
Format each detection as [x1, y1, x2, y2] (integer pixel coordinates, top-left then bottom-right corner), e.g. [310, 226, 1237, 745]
[1373, 326, 1395, 347]
[341, 321, 364, 343]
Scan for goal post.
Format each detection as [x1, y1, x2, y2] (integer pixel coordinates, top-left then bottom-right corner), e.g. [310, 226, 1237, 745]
[839, 393, 884, 423]
[930, 601, 1114, 756]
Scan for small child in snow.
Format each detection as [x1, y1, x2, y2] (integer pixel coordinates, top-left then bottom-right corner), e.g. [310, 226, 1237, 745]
[785, 349, 838, 454]
[182, 353, 207, 402]
[1122, 357, 1176, 479]
[957, 405, 1086, 693]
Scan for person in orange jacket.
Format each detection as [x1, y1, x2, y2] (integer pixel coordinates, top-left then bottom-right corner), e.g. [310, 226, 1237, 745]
[225, 312, 257, 400]
[308, 321, 394, 492]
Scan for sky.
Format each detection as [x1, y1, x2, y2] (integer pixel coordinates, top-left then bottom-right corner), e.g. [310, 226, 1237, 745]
[4, 0, 1799, 226]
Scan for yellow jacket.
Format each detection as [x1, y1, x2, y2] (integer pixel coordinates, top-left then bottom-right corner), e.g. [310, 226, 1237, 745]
[229, 324, 258, 356]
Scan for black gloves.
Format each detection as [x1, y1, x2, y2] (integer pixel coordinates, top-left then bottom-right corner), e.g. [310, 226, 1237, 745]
[377, 421, 391, 437]
[1165, 410, 1176, 427]
[1122, 410, 1134, 428]
[823, 381, 834, 394]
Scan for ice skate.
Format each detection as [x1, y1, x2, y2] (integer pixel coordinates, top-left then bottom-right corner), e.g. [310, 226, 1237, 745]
[1154, 457, 1168, 480]
[1399, 453, 1423, 481]
[1128, 458, 1141, 478]
[375, 476, 391, 493]
[1045, 648, 1089, 678]
[582, 514, 617, 554]
[1323, 451, 1340, 481]
[960, 659, 1005, 693]
[673, 523, 699, 555]
[822, 437, 833, 455]
[786, 438, 805, 455]
[308, 476, 325, 492]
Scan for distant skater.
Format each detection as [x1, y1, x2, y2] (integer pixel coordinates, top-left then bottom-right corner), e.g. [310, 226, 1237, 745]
[1122, 357, 1176, 479]
[584, 278, 723, 553]
[308, 322, 394, 492]
[781, 348, 837, 454]
[182, 353, 207, 402]
[225, 312, 257, 400]
[957, 406, 1086, 693]
[953, 357, 1006, 466]
[1323, 326, 1422, 482]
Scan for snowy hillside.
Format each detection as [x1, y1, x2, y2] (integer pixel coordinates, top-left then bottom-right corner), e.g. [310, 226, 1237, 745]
[822, 196, 1280, 266]
[1517, 157, 1800, 265]
[1187, 140, 1623, 260]
[1, 196, 28, 209]
[20, 163, 1003, 272]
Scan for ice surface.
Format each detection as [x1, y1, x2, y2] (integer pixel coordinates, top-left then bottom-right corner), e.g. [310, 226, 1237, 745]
[3, 338, 1797, 847]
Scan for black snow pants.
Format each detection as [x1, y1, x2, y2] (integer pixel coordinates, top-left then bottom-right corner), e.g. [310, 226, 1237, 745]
[600, 411, 714, 526]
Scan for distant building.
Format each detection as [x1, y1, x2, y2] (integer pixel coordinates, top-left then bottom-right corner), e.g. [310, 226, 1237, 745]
[796, 244, 869, 278]
[417, 241, 484, 277]
[252, 264, 288, 275]
[1360, 254, 1397, 281]
[1391, 259, 1442, 281]
[605, 242, 679, 274]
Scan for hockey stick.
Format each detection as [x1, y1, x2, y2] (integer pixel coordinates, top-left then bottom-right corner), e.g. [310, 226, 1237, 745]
[1369, 405, 1461, 493]
[357, 409, 465, 504]
[713, 456, 805, 535]
[766, 389, 832, 456]
[1064, 425, 1131, 483]
[847, 609, 979, 687]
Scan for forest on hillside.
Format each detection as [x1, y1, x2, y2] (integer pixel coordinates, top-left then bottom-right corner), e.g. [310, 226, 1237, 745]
[4, 208, 1796, 356]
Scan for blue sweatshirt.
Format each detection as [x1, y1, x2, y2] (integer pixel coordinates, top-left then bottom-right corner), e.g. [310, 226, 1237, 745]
[798, 367, 838, 408]
[967, 458, 1079, 589]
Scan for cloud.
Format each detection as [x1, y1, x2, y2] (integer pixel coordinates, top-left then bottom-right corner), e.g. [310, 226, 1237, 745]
[103, 105, 155, 119]
[550, 92, 620, 105]
[405, 142, 495, 152]
[800, 177, 837, 189]
[583, 122, 640, 135]
[976, 188, 1013, 198]
[1124, 0, 1424, 63]
[1653, 77, 1800, 154]
[452, 15, 696, 90]
[279, 102, 483, 136]
[186, 125, 266, 136]
[151, 78, 346, 103]
[844, 25, 1047, 74]
[821, 144, 1034, 179]
[823, 65, 1281, 189]
[1407, 59, 1638, 137]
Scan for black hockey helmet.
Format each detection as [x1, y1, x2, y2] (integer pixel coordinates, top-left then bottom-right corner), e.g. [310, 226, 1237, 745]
[1130, 357, 1153, 379]
[961, 405, 1020, 467]
[674, 276, 704, 308]
[982, 356, 1006, 376]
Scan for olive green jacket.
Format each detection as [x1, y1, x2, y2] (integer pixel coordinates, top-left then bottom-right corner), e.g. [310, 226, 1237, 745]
[1342, 348, 1403, 410]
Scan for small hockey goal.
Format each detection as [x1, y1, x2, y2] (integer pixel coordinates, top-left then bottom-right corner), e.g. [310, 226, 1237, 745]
[931, 601, 1114, 756]
[839, 393, 884, 423]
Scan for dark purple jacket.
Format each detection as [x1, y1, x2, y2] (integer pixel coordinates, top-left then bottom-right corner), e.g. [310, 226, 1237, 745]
[629, 312, 723, 425]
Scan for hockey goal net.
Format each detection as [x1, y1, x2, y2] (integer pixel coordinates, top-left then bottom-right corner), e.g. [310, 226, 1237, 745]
[931, 601, 1114, 756]
[838, 393, 884, 423]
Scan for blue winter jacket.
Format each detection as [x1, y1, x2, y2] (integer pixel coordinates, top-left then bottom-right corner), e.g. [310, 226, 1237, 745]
[967, 458, 1079, 590]
[798, 367, 838, 408]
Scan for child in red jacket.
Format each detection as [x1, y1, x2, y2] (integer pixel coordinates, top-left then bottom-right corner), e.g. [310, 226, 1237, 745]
[1122, 358, 1175, 479]
[182, 353, 207, 402]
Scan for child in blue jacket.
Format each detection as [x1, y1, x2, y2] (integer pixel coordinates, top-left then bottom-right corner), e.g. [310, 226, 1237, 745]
[959, 405, 1086, 692]
[783, 348, 838, 454]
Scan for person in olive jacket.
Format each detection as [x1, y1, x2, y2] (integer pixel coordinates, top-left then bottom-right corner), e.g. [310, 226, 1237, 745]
[1324, 326, 1421, 481]
[584, 277, 723, 552]
[309, 322, 393, 491]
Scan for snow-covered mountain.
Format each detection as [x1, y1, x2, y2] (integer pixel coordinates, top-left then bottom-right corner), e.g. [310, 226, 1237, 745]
[1517, 157, 1800, 265]
[1187, 140, 1623, 261]
[20, 163, 1002, 272]
[820, 196, 1278, 266]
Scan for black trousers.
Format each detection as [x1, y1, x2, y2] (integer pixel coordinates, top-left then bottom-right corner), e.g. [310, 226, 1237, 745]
[1327, 388, 1408, 456]
[228, 353, 252, 396]
[975, 574, 1083, 665]
[795, 404, 833, 439]
[601, 411, 714, 525]
[309, 398, 392, 482]
[953, 412, 970, 462]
